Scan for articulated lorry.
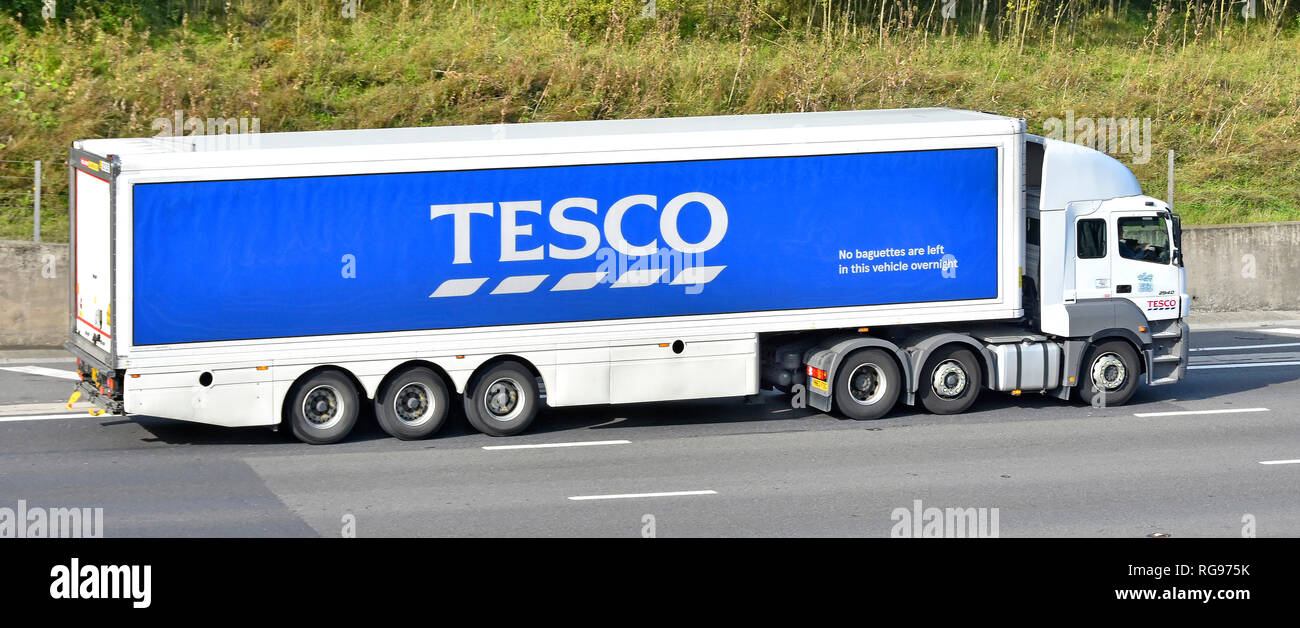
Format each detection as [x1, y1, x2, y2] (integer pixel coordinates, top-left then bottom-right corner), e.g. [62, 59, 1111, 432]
[66, 108, 1188, 444]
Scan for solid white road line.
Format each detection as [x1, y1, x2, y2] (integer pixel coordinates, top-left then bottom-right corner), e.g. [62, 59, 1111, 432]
[0, 366, 78, 380]
[482, 440, 630, 451]
[1259, 459, 1300, 465]
[568, 490, 718, 501]
[0, 357, 76, 365]
[1189, 361, 1300, 370]
[1133, 408, 1269, 417]
[0, 413, 96, 423]
[1191, 342, 1300, 352]
[1261, 328, 1300, 336]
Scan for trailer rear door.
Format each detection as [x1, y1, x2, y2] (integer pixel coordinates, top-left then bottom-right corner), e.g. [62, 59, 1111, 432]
[73, 164, 113, 353]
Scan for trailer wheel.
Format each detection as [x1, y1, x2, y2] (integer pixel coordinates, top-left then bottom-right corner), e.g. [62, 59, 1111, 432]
[375, 366, 450, 440]
[833, 349, 901, 420]
[464, 361, 540, 437]
[1080, 340, 1141, 407]
[287, 371, 360, 445]
[918, 347, 981, 415]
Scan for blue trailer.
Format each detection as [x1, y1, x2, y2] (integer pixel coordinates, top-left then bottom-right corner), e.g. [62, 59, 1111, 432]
[66, 108, 1188, 443]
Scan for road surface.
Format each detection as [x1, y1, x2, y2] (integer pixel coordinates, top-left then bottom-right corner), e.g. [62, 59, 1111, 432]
[1, 326, 1297, 537]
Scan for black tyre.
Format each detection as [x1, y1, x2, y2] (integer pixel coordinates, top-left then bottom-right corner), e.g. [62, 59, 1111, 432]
[375, 366, 450, 440]
[833, 349, 901, 420]
[464, 361, 540, 437]
[287, 370, 360, 445]
[918, 347, 982, 415]
[1080, 340, 1141, 407]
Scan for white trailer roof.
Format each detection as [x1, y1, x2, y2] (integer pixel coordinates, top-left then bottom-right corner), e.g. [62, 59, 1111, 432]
[75, 107, 1023, 173]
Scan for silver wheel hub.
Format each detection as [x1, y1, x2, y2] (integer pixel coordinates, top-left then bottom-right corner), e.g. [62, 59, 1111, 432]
[1091, 353, 1127, 391]
[393, 382, 435, 427]
[302, 385, 344, 430]
[931, 360, 968, 399]
[847, 363, 887, 406]
[484, 378, 524, 422]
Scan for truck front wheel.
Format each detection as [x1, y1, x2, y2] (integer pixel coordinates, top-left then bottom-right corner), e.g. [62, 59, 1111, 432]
[464, 361, 540, 437]
[833, 349, 901, 420]
[287, 371, 360, 445]
[1080, 340, 1141, 407]
[918, 347, 981, 415]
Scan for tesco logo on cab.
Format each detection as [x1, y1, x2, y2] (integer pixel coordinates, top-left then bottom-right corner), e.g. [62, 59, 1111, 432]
[1146, 299, 1178, 311]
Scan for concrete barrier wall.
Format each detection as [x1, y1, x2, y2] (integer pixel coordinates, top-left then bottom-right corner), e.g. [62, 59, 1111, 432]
[0, 241, 68, 348]
[1181, 222, 1300, 312]
[0, 225, 1295, 346]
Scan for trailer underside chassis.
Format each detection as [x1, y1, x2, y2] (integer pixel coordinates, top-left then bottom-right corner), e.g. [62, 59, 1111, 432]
[788, 325, 1168, 420]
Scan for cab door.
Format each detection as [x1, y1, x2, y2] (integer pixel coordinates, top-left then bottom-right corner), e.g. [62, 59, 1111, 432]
[1112, 212, 1181, 320]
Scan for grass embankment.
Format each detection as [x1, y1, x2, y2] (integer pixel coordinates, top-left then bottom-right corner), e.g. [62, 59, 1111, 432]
[1, 1, 1297, 240]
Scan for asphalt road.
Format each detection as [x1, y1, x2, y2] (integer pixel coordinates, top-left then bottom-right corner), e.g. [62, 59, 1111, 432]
[1, 326, 1298, 537]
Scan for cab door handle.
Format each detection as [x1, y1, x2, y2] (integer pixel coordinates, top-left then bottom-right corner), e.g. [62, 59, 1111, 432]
[1117, 284, 1132, 293]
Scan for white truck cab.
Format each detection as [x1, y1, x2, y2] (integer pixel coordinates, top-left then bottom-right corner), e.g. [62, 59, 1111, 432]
[1027, 135, 1188, 396]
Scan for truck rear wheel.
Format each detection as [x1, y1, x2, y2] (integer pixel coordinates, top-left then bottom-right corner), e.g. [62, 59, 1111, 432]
[918, 347, 981, 415]
[375, 366, 450, 440]
[1080, 340, 1140, 407]
[287, 371, 360, 445]
[464, 361, 540, 437]
[833, 349, 901, 420]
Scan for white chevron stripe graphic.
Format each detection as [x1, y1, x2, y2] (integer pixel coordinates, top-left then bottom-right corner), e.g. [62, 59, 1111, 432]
[491, 274, 549, 295]
[551, 271, 609, 291]
[611, 268, 668, 288]
[431, 265, 724, 297]
[669, 265, 726, 285]
[429, 277, 488, 298]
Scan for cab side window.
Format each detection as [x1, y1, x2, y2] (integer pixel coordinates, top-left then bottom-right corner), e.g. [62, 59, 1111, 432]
[1077, 219, 1106, 259]
[1117, 216, 1171, 264]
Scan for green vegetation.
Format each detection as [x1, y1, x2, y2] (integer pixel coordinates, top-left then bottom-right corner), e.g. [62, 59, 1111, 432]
[1, 1, 1297, 240]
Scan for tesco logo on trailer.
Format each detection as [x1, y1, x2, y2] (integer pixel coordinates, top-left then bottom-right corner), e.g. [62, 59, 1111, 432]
[429, 191, 729, 264]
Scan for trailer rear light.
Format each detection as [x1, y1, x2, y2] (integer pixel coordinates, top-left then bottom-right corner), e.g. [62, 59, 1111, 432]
[807, 365, 828, 380]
